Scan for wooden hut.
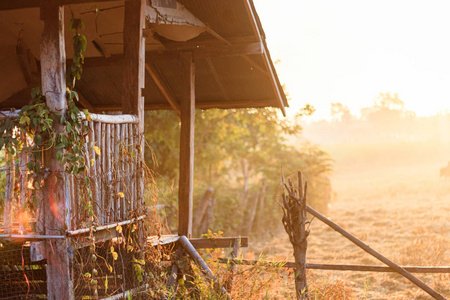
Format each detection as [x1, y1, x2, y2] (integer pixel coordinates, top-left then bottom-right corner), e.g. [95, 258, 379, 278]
[0, 0, 287, 298]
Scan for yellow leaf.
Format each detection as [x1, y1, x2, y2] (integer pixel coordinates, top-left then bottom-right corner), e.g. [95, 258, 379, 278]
[93, 146, 101, 155]
[117, 192, 124, 198]
[112, 251, 118, 261]
[90, 158, 95, 166]
[116, 224, 122, 234]
[131, 224, 137, 233]
[110, 246, 114, 253]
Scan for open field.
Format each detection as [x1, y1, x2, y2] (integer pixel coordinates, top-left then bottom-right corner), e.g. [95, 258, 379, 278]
[255, 143, 450, 299]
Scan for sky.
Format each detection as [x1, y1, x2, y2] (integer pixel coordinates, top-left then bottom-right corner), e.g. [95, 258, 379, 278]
[253, 0, 450, 120]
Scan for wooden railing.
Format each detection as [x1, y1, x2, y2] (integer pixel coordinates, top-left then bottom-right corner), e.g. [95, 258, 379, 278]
[0, 112, 143, 234]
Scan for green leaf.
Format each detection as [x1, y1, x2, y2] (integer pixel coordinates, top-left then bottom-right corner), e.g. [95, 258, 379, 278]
[56, 151, 63, 161]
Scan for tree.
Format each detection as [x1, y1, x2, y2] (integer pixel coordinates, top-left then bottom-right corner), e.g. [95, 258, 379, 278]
[144, 107, 333, 236]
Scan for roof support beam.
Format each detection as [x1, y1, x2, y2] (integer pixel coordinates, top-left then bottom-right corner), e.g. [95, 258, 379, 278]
[144, 63, 180, 116]
[178, 52, 195, 238]
[79, 42, 264, 68]
[206, 58, 230, 101]
[0, 0, 129, 11]
[95, 99, 281, 111]
[240, 55, 269, 76]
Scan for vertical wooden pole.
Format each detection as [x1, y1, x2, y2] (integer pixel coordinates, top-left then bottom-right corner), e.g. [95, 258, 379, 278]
[4, 150, 15, 234]
[178, 52, 195, 237]
[122, 0, 145, 215]
[40, 1, 73, 299]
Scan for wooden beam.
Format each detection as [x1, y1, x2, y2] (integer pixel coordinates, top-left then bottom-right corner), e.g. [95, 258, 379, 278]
[79, 42, 264, 68]
[178, 52, 195, 238]
[0, 0, 129, 11]
[205, 27, 231, 45]
[39, 1, 73, 299]
[219, 258, 450, 274]
[144, 63, 180, 116]
[189, 237, 248, 249]
[95, 99, 280, 111]
[240, 55, 268, 76]
[205, 58, 230, 101]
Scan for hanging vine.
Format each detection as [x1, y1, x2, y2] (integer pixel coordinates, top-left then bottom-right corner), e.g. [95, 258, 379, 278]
[0, 12, 93, 217]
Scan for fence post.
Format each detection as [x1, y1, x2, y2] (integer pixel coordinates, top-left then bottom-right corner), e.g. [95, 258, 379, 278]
[280, 171, 309, 299]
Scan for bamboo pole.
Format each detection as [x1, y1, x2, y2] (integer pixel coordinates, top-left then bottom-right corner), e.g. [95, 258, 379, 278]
[305, 205, 445, 300]
[123, 123, 130, 217]
[217, 258, 450, 274]
[4, 150, 15, 234]
[115, 124, 121, 220]
[19, 147, 28, 233]
[120, 123, 125, 219]
[66, 215, 146, 236]
[129, 124, 135, 211]
[89, 121, 100, 219]
[106, 123, 112, 222]
[99, 122, 105, 223]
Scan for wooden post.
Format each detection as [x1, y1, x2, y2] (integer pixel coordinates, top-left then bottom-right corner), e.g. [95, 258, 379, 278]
[40, 1, 73, 299]
[281, 172, 308, 299]
[122, 0, 145, 215]
[178, 52, 195, 237]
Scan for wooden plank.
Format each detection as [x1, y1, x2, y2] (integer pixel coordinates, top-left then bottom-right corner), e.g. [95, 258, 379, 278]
[39, 1, 73, 298]
[189, 237, 248, 249]
[178, 52, 195, 238]
[145, 63, 180, 116]
[305, 205, 445, 300]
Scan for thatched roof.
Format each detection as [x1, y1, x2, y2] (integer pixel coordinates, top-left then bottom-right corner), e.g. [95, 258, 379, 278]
[0, 0, 287, 114]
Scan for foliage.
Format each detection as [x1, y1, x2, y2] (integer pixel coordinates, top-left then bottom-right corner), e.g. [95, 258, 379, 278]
[0, 12, 92, 218]
[145, 107, 333, 236]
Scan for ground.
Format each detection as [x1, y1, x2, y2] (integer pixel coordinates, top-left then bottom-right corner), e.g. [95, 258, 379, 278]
[256, 153, 450, 299]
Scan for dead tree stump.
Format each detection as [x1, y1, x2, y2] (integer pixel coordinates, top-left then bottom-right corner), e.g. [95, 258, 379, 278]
[280, 171, 309, 299]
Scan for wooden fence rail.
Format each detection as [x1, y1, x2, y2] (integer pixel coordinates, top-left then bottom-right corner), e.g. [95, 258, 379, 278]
[279, 171, 446, 300]
[217, 258, 450, 274]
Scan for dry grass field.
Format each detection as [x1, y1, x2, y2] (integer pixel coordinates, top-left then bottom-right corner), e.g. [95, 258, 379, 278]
[255, 143, 450, 299]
